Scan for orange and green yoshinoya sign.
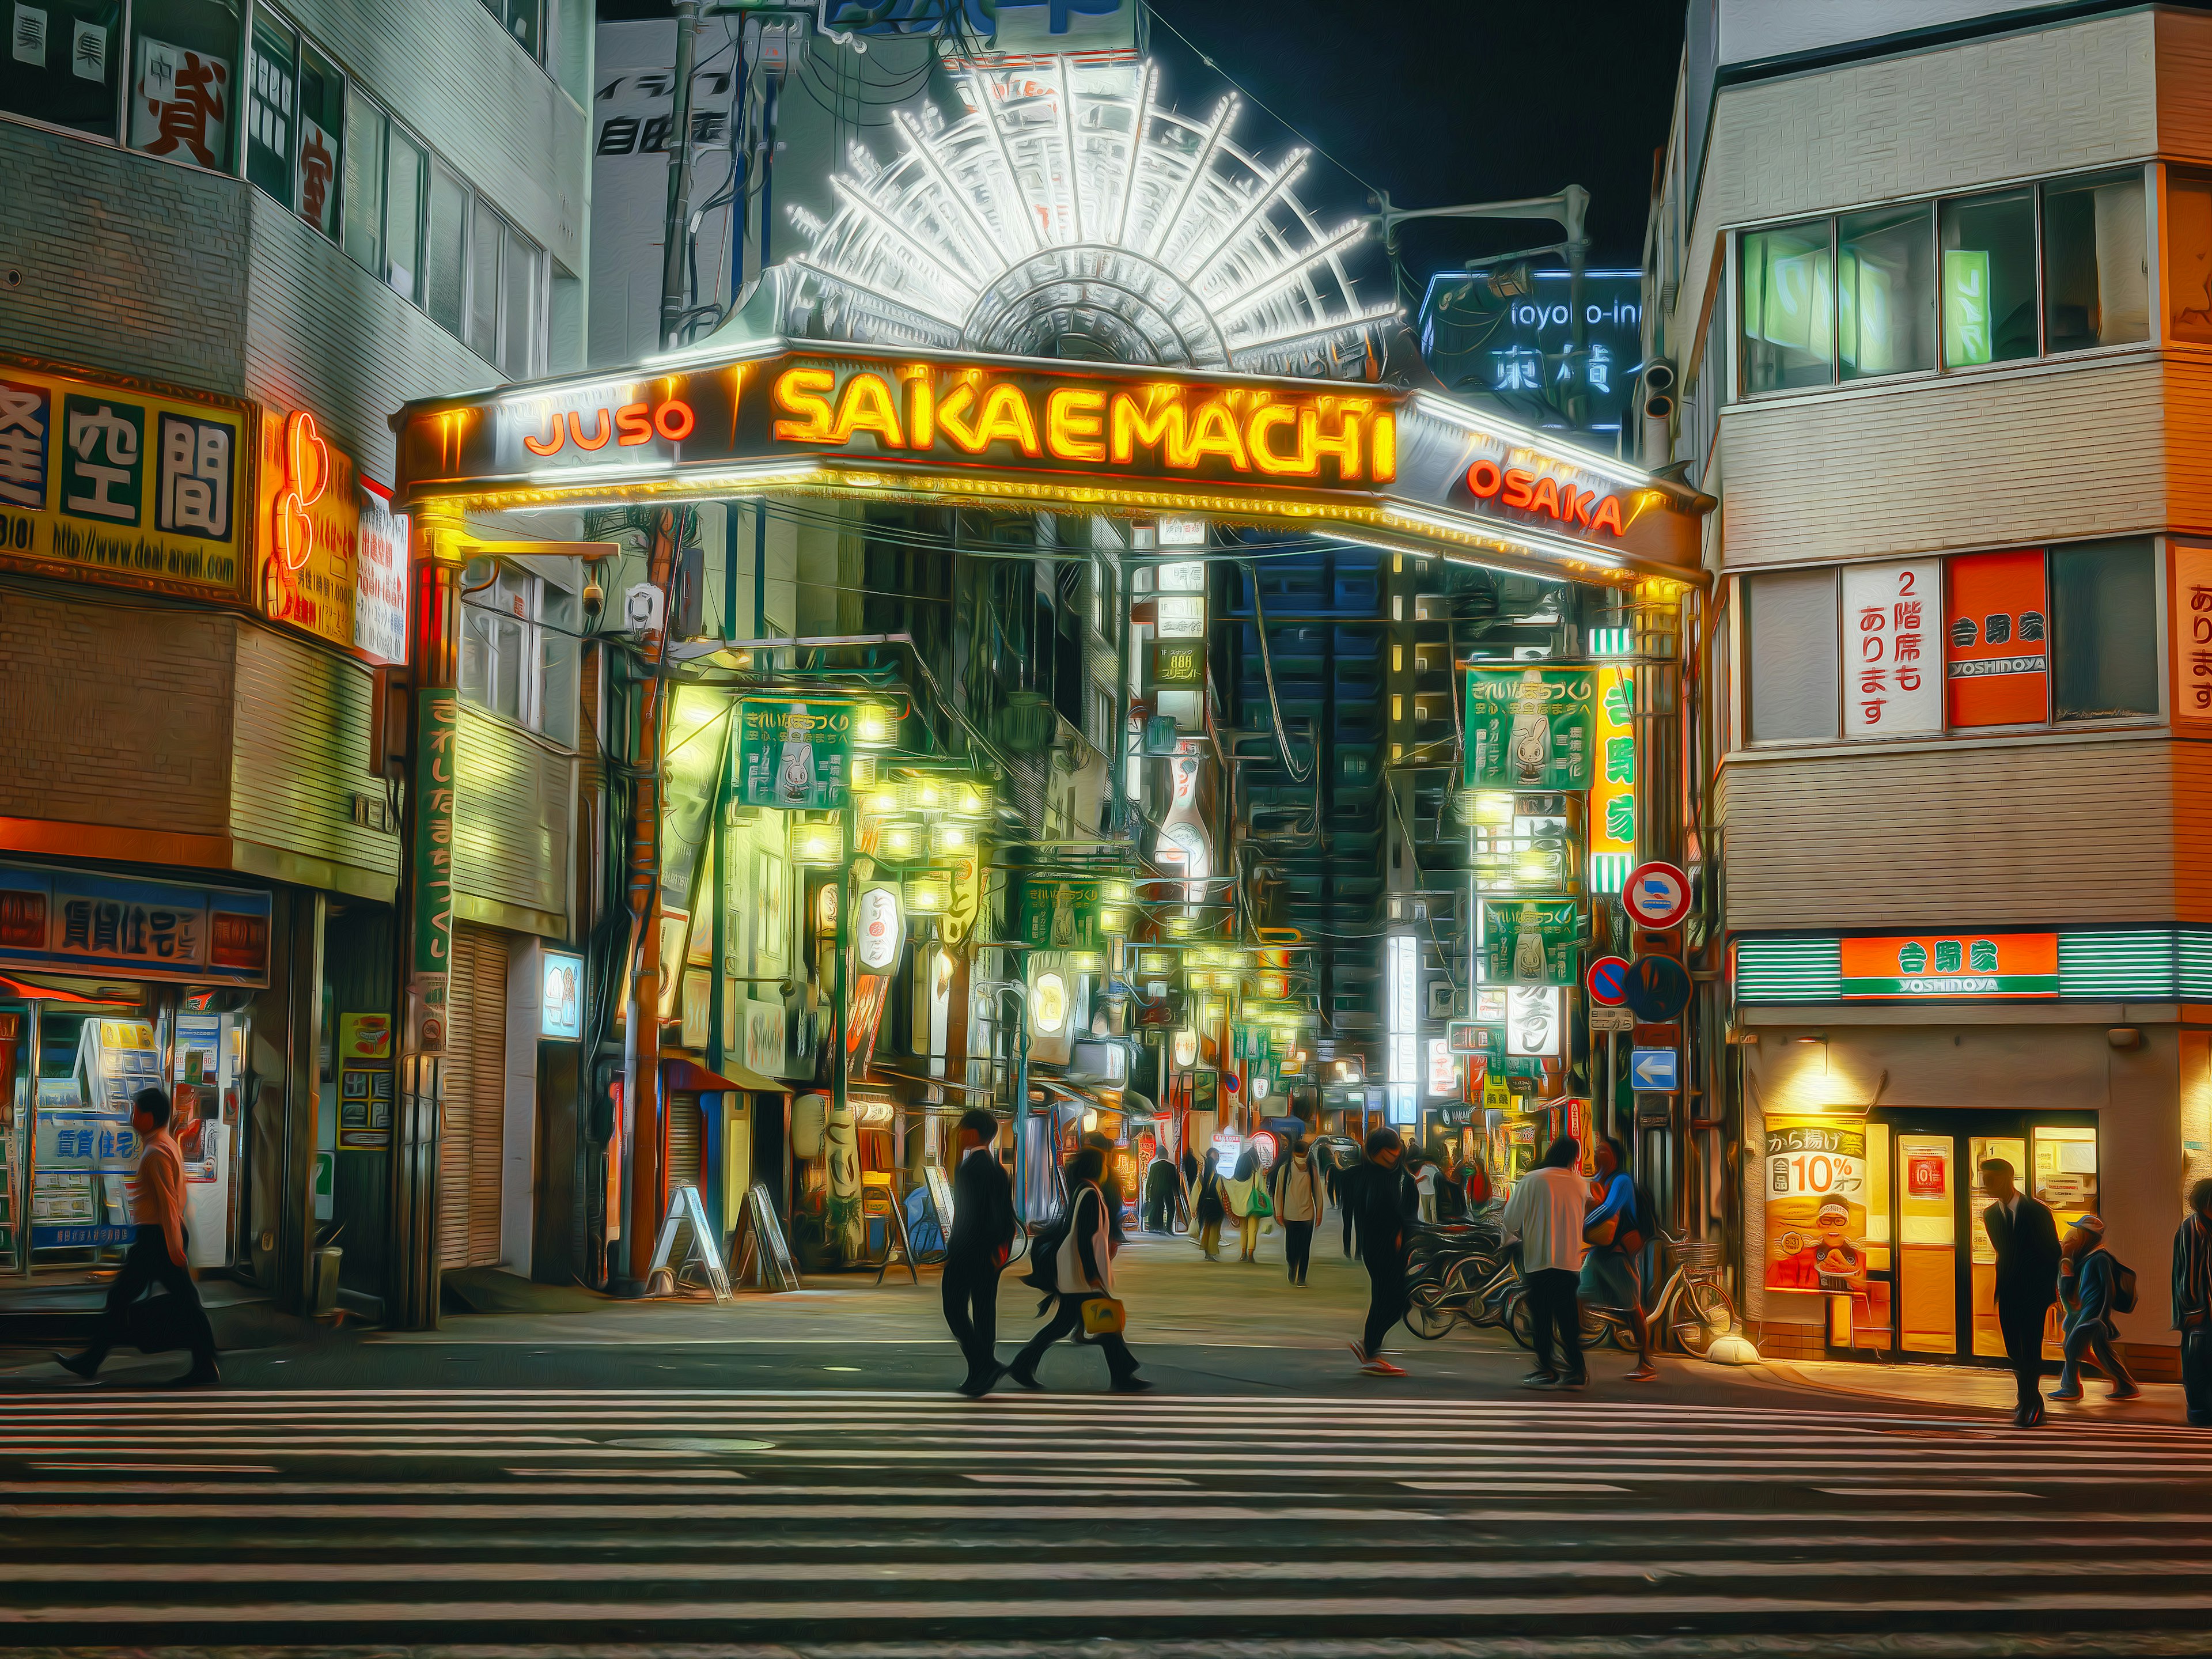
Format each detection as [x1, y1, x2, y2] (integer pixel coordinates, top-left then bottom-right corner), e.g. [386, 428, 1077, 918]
[1839, 933, 2058, 999]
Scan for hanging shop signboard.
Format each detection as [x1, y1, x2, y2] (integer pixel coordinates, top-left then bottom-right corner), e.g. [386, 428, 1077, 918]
[0, 354, 250, 602]
[855, 882, 905, 974]
[254, 409, 410, 665]
[391, 343, 1707, 579]
[734, 698, 855, 809]
[1017, 877, 1105, 952]
[1504, 986, 1562, 1057]
[1464, 668, 1596, 791]
[1588, 665, 1635, 892]
[0, 863, 271, 986]
[1840, 933, 2058, 999]
[1481, 899, 1579, 987]
[407, 688, 460, 1054]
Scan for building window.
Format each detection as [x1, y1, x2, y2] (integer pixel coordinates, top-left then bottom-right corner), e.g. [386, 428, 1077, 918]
[1740, 168, 2150, 394]
[2050, 540, 2157, 722]
[243, 13, 293, 203]
[1739, 219, 1832, 393]
[2043, 170, 2147, 354]
[126, 0, 243, 169]
[459, 557, 579, 748]
[1838, 203, 1933, 381]
[1, 0, 123, 139]
[339, 96, 426, 303]
[480, 0, 541, 62]
[244, 14, 342, 238]
[2166, 172, 2212, 346]
[1939, 188, 2037, 367]
[1743, 568, 1839, 743]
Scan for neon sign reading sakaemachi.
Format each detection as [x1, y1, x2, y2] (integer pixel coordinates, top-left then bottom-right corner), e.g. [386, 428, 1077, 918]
[768, 366, 1396, 483]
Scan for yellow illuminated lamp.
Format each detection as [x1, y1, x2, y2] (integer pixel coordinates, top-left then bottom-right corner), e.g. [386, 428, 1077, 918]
[1259, 974, 1289, 999]
[905, 872, 950, 912]
[1139, 950, 1174, 975]
[1069, 950, 1104, 973]
[1474, 792, 1515, 825]
[866, 784, 906, 818]
[850, 756, 877, 789]
[949, 782, 991, 819]
[879, 824, 921, 861]
[1033, 972, 1069, 1034]
[854, 703, 895, 747]
[908, 778, 944, 813]
[930, 823, 971, 857]
[1102, 880, 1132, 904]
[1099, 907, 1127, 932]
[1516, 851, 1555, 885]
[1166, 912, 1194, 934]
[791, 820, 844, 867]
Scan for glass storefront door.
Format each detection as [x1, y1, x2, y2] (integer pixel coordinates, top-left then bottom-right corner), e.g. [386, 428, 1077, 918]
[1868, 1113, 2098, 1365]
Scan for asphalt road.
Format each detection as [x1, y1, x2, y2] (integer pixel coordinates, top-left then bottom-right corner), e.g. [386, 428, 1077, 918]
[0, 1235, 2206, 1655]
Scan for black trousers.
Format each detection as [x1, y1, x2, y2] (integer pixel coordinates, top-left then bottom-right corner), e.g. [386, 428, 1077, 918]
[1998, 1296, 2051, 1412]
[1341, 1200, 1356, 1256]
[1526, 1267, 1585, 1379]
[941, 1257, 1003, 1382]
[79, 1225, 216, 1371]
[1362, 1251, 1407, 1358]
[2183, 1325, 2212, 1425]
[1014, 1291, 1138, 1382]
[1284, 1220, 1314, 1283]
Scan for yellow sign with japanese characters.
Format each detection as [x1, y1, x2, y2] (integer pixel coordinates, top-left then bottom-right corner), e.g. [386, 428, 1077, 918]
[0, 355, 251, 601]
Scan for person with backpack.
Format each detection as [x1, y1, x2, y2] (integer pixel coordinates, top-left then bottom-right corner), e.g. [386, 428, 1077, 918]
[1006, 1147, 1149, 1394]
[1226, 1145, 1267, 1263]
[1192, 1148, 1226, 1261]
[2174, 1178, 2212, 1426]
[2052, 1213, 2140, 1403]
[1274, 1137, 1325, 1286]
[1581, 1134, 1656, 1381]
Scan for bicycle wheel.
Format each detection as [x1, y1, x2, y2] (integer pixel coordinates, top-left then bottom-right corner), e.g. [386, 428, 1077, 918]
[1503, 1289, 1534, 1349]
[1672, 1278, 1733, 1357]
[1405, 1297, 1459, 1341]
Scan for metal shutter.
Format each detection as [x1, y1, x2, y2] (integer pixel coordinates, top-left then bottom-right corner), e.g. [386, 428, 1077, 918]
[666, 1092, 702, 1204]
[437, 923, 509, 1268]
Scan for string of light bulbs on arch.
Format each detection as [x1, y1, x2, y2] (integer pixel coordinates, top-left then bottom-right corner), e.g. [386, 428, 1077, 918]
[783, 55, 1399, 378]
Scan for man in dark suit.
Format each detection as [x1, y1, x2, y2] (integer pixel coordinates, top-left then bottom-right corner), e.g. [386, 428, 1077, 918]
[943, 1107, 1018, 1399]
[1982, 1157, 2061, 1426]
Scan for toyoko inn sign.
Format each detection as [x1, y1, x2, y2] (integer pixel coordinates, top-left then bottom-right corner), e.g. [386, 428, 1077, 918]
[392, 341, 1709, 580]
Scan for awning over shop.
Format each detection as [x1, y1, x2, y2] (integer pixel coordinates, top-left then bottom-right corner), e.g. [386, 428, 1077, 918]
[391, 339, 1712, 589]
[661, 1057, 760, 1093]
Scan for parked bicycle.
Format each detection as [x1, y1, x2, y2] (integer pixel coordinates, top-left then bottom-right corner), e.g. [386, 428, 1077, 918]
[1406, 1229, 1736, 1356]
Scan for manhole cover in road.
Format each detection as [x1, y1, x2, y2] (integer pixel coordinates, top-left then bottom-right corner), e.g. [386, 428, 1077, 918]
[605, 1437, 776, 1453]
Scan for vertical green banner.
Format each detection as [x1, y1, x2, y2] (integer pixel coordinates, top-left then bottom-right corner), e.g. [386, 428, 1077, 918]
[1481, 898, 1580, 986]
[408, 688, 459, 1055]
[1464, 667, 1596, 790]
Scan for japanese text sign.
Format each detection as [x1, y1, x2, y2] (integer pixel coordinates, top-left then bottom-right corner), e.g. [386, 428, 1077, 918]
[1945, 549, 2047, 727]
[1018, 878, 1105, 951]
[255, 409, 409, 665]
[1764, 1122, 1868, 1291]
[1465, 667, 1594, 791]
[2172, 543, 2212, 729]
[0, 863, 270, 985]
[1839, 933, 2058, 999]
[1482, 898, 1580, 987]
[736, 698, 854, 809]
[407, 689, 459, 1055]
[1842, 559, 1940, 737]
[1589, 665, 1636, 888]
[0, 356, 248, 600]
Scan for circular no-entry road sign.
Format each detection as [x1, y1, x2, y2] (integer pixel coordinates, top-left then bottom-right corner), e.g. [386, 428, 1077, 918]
[1586, 956, 1631, 1007]
[1622, 860, 1693, 930]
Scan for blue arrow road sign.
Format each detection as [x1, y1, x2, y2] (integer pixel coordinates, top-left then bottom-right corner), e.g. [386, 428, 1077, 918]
[1628, 1048, 1680, 1092]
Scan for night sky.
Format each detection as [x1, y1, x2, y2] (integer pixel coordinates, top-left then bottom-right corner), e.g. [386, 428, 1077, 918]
[1144, 0, 1687, 272]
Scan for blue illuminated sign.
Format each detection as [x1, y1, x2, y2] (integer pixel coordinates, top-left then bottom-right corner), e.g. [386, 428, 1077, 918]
[1416, 269, 1644, 434]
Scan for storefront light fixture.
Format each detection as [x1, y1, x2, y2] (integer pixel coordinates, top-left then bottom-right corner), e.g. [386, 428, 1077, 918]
[791, 821, 844, 867]
[855, 703, 895, 747]
[1099, 907, 1127, 932]
[930, 824, 971, 856]
[1139, 950, 1175, 975]
[1103, 880, 1132, 904]
[879, 824, 921, 861]
[1069, 951, 1104, 973]
[1473, 792, 1516, 825]
[949, 782, 990, 818]
[908, 778, 944, 812]
[905, 873, 951, 912]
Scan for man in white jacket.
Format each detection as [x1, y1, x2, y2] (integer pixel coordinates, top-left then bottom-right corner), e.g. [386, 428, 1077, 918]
[1500, 1137, 1590, 1390]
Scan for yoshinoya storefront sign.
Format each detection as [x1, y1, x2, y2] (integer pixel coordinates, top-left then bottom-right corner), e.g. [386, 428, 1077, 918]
[391, 341, 1708, 580]
[1841, 933, 2058, 999]
[0, 354, 251, 601]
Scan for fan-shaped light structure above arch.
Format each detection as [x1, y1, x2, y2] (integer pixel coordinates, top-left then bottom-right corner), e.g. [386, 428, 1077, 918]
[782, 58, 1397, 377]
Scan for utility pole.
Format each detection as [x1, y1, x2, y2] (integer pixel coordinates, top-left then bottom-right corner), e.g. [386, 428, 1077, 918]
[622, 509, 683, 1290]
[658, 0, 702, 350]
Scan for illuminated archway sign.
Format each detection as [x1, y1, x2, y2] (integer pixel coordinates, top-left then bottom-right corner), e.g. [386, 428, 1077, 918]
[392, 342, 1709, 584]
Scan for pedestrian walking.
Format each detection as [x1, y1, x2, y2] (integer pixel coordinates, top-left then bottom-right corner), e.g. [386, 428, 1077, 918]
[2174, 1178, 2212, 1426]
[1007, 1147, 1149, 1394]
[1500, 1136, 1589, 1391]
[1581, 1134, 1656, 1380]
[1981, 1157, 2061, 1427]
[1142, 1154, 1177, 1234]
[1226, 1145, 1267, 1262]
[2052, 1214, 2139, 1402]
[1414, 1157, 1440, 1225]
[1329, 1154, 1356, 1258]
[1275, 1136, 1325, 1286]
[58, 1087, 219, 1388]
[939, 1107, 1017, 1399]
[1346, 1127, 1415, 1376]
[1194, 1148, 1226, 1260]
